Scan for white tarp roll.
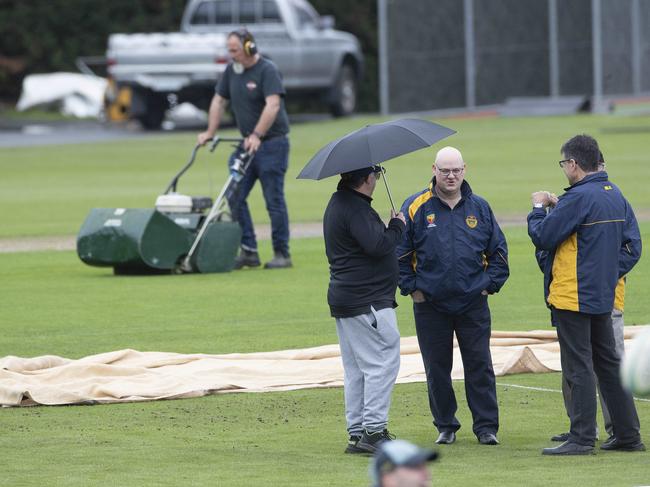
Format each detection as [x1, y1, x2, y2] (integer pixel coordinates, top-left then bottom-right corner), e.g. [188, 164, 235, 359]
[16, 72, 107, 118]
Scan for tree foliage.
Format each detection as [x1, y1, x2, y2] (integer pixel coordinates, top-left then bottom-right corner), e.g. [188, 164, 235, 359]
[309, 0, 377, 111]
[0, 0, 377, 111]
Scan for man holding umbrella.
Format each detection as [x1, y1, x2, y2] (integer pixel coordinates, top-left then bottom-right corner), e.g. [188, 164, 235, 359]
[397, 146, 509, 446]
[323, 165, 406, 454]
[298, 117, 456, 453]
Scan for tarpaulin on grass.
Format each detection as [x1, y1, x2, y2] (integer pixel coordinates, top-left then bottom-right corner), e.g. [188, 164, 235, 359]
[1, 328, 647, 407]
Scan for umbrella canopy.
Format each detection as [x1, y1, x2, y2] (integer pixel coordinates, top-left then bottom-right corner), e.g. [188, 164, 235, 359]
[296, 118, 456, 180]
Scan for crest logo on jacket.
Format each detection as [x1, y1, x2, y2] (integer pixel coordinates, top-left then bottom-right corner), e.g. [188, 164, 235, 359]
[426, 213, 436, 228]
[466, 215, 478, 228]
[246, 81, 257, 91]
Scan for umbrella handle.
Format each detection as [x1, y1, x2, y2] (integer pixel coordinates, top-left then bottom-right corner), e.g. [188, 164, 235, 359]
[379, 164, 397, 213]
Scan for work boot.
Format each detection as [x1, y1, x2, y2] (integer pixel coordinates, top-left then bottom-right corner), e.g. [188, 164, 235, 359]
[233, 249, 261, 270]
[356, 429, 395, 454]
[264, 251, 292, 269]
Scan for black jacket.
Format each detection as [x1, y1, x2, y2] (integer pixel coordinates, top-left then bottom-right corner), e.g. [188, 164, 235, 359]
[323, 184, 406, 318]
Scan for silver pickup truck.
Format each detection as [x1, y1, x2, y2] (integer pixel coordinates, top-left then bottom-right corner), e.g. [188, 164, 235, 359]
[106, 0, 363, 129]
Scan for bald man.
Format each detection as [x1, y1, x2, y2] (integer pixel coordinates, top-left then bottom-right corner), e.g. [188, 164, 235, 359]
[397, 147, 509, 446]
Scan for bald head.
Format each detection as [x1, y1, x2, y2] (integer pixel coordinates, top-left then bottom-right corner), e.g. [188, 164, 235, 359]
[435, 146, 464, 166]
[433, 146, 465, 198]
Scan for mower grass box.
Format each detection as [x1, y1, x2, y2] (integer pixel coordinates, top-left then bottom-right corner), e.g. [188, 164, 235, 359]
[77, 208, 240, 274]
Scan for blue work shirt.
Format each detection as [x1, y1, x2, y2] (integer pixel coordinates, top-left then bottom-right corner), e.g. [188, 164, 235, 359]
[397, 179, 509, 314]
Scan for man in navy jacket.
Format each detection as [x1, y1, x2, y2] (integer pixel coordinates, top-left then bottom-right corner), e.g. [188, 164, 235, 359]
[397, 146, 509, 446]
[528, 134, 643, 455]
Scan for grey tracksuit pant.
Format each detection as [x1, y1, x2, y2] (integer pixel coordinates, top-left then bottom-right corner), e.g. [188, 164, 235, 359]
[561, 309, 626, 437]
[335, 306, 401, 435]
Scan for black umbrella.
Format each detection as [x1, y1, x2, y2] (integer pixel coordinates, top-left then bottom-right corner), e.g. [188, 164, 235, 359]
[296, 118, 455, 211]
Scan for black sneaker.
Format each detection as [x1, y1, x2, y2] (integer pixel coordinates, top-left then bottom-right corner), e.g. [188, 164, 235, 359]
[356, 429, 395, 454]
[233, 249, 261, 270]
[344, 435, 366, 454]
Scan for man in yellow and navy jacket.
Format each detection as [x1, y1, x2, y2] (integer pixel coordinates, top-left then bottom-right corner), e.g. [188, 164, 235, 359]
[397, 146, 509, 447]
[528, 134, 643, 455]
[536, 155, 635, 447]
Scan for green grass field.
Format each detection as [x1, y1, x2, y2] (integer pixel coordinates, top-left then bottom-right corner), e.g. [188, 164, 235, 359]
[1, 114, 650, 237]
[1, 114, 649, 486]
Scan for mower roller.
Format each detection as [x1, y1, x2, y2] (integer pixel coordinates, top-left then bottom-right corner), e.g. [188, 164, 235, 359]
[77, 137, 253, 274]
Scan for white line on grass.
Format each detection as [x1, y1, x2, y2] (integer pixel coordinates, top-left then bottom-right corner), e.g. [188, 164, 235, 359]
[496, 382, 650, 403]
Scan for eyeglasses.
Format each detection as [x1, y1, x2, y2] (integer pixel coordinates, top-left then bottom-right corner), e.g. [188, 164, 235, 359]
[558, 159, 573, 167]
[436, 167, 464, 176]
[373, 166, 385, 180]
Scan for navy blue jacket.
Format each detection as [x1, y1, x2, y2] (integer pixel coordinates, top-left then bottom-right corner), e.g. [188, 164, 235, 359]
[528, 171, 641, 314]
[397, 179, 509, 314]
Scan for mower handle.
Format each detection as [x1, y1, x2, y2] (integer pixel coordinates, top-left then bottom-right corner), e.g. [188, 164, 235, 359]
[164, 136, 243, 194]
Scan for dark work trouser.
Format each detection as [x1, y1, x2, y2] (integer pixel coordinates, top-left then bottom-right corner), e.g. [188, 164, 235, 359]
[413, 296, 498, 437]
[553, 308, 640, 447]
[560, 308, 626, 437]
[227, 136, 290, 256]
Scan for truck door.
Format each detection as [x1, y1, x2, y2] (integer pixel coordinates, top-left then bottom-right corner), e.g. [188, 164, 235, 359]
[290, 0, 335, 88]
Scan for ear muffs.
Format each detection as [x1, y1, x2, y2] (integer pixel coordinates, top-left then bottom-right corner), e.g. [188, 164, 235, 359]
[243, 36, 257, 56]
[233, 29, 257, 56]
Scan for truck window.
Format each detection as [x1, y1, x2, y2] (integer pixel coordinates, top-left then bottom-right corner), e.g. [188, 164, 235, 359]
[215, 0, 234, 24]
[191, 1, 213, 25]
[292, 1, 317, 29]
[239, 0, 256, 24]
[261, 0, 281, 23]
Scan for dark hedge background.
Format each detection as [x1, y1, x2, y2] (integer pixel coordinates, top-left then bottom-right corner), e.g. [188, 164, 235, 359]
[0, 0, 378, 111]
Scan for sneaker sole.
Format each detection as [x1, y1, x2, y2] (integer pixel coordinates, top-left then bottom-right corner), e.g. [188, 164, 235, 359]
[542, 449, 594, 455]
[344, 445, 370, 454]
[600, 444, 646, 452]
[356, 441, 379, 453]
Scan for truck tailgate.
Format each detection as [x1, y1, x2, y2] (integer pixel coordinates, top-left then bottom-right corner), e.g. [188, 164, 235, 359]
[107, 33, 228, 90]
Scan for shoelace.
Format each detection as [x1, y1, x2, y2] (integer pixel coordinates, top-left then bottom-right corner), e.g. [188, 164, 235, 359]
[381, 430, 396, 441]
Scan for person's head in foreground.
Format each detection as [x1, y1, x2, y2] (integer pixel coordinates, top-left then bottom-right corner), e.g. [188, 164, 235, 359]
[370, 439, 438, 487]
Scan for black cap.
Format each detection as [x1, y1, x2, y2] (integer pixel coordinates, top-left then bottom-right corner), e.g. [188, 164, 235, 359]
[341, 165, 382, 179]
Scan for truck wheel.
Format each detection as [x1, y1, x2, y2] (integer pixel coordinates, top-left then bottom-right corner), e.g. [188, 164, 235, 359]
[138, 93, 168, 130]
[329, 64, 357, 117]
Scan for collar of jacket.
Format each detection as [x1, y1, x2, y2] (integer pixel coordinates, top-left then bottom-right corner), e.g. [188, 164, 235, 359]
[564, 171, 608, 191]
[337, 180, 373, 203]
[429, 177, 473, 200]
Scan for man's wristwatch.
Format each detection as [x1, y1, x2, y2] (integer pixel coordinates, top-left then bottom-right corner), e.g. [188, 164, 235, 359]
[252, 131, 264, 139]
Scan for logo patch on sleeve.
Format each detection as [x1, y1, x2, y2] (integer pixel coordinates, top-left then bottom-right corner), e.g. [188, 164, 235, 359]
[604, 185, 612, 191]
[466, 215, 478, 228]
